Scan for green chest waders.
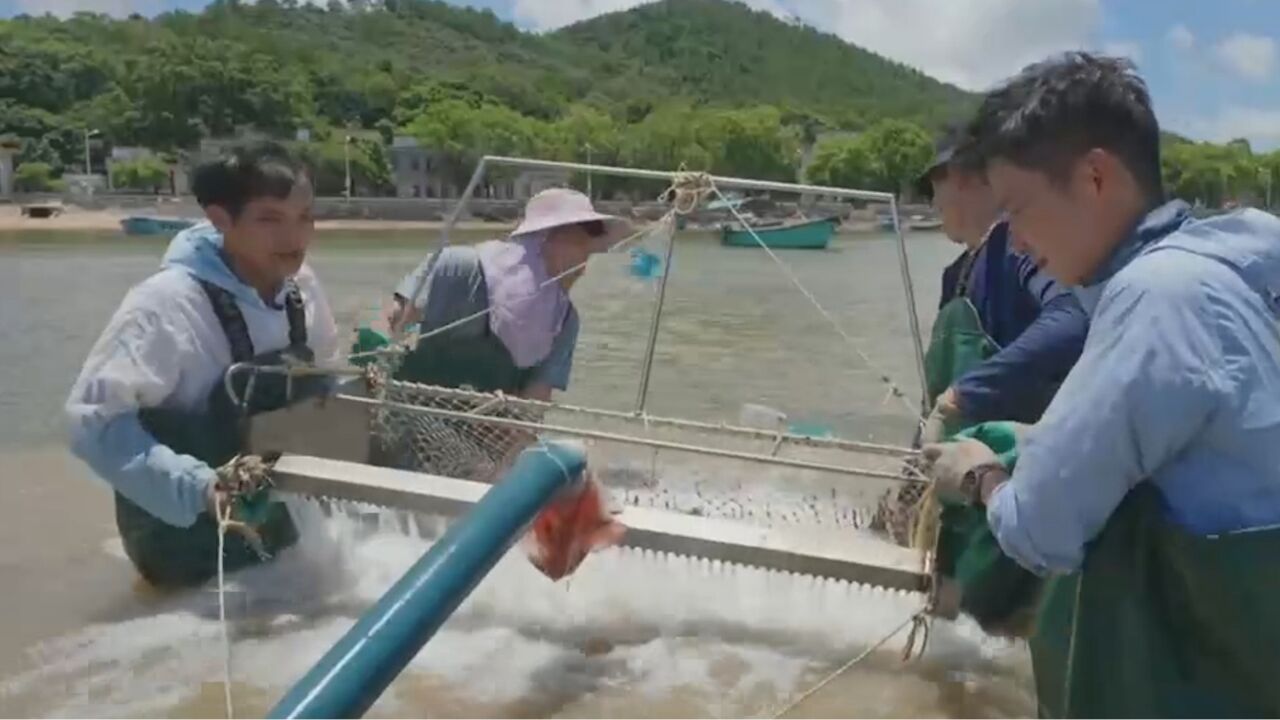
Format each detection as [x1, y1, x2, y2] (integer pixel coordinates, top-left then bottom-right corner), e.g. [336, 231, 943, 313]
[1030, 485, 1280, 718]
[114, 279, 329, 589]
[922, 261, 1045, 636]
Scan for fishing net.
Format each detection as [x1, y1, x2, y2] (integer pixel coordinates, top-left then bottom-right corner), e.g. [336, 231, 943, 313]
[344, 173, 930, 579]
[359, 378, 923, 539]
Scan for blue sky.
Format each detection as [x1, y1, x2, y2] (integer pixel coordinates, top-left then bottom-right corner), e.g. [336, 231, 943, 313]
[4, 0, 1279, 150]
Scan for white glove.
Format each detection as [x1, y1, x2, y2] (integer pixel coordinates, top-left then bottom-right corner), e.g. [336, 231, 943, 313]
[920, 438, 999, 504]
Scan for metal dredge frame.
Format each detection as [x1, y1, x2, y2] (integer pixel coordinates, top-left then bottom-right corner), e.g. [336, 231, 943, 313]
[351, 381, 918, 483]
[437, 155, 930, 416]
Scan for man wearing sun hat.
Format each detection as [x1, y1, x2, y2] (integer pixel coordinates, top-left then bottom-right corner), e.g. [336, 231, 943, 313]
[385, 187, 631, 401]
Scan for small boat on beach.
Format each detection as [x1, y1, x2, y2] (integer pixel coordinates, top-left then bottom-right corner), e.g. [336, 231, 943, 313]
[720, 215, 838, 249]
[908, 214, 943, 231]
[20, 202, 63, 219]
[120, 215, 199, 237]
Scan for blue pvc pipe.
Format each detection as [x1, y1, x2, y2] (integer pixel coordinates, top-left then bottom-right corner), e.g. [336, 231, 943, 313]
[268, 442, 586, 719]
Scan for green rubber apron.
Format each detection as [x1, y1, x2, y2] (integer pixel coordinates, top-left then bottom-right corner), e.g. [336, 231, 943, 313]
[1029, 484, 1280, 718]
[923, 249, 1044, 635]
[114, 279, 328, 589]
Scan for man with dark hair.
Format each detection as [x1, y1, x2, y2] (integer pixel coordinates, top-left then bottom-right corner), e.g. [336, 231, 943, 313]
[878, 125, 1087, 637]
[916, 127, 1087, 442]
[66, 141, 342, 588]
[922, 52, 1280, 716]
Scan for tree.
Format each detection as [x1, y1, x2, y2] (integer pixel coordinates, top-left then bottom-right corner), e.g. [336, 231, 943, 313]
[858, 119, 933, 196]
[805, 119, 931, 195]
[807, 136, 879, 189]
[401, 99, 550, 190]
[290, 133, 392, 196]
[619, 104, 714, 174]
[111, 155, 169, 192]
[14, 162, 64, 192]
[700, 106, 800, 181]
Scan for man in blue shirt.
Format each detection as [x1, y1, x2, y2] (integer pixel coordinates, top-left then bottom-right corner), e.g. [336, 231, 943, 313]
[916, 127, 1088, 442]
[877, 127, 1088, 638]
[924, 52, 1280, 716]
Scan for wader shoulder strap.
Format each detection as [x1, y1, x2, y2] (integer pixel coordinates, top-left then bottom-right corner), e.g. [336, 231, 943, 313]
[282, 279, 308, 351]
[195, 278, 309, 363]
[954, 249, 979, 299]
[196, 279, 254, 363]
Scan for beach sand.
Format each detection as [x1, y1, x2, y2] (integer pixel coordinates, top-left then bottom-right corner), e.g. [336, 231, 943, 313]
[0, 204, 515, 234]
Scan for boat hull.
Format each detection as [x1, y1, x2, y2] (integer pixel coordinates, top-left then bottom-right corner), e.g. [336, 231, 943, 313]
[120, 216, 198, 237]
[721, 217, 836, 249]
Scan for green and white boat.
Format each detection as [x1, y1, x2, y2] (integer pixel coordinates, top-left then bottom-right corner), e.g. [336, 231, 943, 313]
[720, 215, 838, 249]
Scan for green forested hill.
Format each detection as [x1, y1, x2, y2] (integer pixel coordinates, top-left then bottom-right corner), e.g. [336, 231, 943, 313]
[553, 0, 974, 129]
[2, 0, 1274, 203]
[0, 0, 968, 158]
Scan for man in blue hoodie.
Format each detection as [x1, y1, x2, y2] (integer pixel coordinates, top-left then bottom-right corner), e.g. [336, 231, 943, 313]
[923, 53, 1280, 716]
[66, 142, 342, 589]
[916, 125, 1088, 443]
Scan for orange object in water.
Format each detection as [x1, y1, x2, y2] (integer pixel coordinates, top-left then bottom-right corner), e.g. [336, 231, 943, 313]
[524, 471, 626, 581]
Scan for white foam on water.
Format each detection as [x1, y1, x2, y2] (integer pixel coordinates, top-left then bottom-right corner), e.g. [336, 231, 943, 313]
[2, 496, 1031, 717]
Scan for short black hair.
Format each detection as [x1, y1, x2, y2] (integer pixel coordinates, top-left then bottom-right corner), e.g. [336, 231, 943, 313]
[967, 52, 1163, 203]
[191, 140, 311, 217]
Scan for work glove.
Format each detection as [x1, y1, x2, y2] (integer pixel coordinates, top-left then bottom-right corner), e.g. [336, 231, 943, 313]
[919, 387, 962, 445]
[920, 438, 999, 505]
[206, 453, 280, 559]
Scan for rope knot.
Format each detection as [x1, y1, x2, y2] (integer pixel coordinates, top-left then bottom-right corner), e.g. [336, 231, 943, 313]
[664, 169, 715, 215]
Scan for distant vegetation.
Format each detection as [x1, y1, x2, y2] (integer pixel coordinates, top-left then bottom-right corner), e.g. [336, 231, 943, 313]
[0, 0, 1275, 205]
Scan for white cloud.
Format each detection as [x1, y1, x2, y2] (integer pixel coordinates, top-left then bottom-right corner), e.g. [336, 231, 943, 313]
[511, 0, 788, 30]
[1214, 32, 1277, 82]
[512, 0, 1101, 91]
[12, 0, 162, 15]
[1166, 24, 1195, 51]
[511, 0, 640, 29]
[807, 0, 1101, 90]
[1103, 41, 1143, 64]
[1176, 105, 1280, 151]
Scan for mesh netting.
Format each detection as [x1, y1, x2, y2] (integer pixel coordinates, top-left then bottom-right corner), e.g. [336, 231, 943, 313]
[360, 377, 928, 544]
[367, 377, 544, 484]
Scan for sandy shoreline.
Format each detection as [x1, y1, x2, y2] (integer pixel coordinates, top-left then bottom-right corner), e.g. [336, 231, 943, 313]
[0, 203, 890, 235]
[0, 205, 515, 233]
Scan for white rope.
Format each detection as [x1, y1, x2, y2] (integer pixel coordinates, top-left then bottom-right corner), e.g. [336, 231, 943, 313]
[710, 185, 922, 420]
[215, 493, 235, 719]
[768, 605, 925, 719]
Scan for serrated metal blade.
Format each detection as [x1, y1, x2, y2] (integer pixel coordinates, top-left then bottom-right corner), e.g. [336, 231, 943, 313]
[270, 454, 929, 592]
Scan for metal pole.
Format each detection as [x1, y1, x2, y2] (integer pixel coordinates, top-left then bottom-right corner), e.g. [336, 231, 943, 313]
[888, 196, 928, 415]
[392, 158, 491, 336]
[437, 157, 489, 251]
[83, 128, 92, 176]
[343, 135, 352, 200]
[633, 217, 678, 414]
[585, 143, 592, 198]
[482, 155, 896, 203]
[268, 442, 585, 719]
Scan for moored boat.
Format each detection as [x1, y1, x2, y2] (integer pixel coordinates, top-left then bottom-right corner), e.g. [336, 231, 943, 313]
[720, 215, 837, 249]
[120, 215, 198, 237]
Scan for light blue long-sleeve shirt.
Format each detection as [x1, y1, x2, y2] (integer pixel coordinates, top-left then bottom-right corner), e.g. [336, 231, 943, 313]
[987, 200, 1280, 574]
[65, 224, 342, 528]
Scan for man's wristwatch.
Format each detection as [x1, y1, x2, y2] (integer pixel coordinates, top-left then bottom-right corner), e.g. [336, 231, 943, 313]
[960, 461, 1007, 505]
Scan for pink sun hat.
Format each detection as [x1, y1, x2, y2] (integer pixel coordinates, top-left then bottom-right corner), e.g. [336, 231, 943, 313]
[509, 187, 633, 247]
